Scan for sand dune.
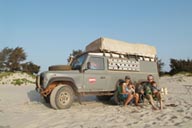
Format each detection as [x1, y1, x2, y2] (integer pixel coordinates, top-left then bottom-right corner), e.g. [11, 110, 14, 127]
[0, 72, 35, 85]
[0, 75, 192, 128]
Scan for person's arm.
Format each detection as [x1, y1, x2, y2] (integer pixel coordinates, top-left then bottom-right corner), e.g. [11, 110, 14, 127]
[156, 85, 161, 91]
[122, 83, 127, 94]
[132, 84, 136, 90]
[153, 83, 161, 91]
[122, 83, 130, 94]
[131, 84, 136, 94]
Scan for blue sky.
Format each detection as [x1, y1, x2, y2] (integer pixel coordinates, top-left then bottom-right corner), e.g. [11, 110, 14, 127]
[0, 0, 192, 72]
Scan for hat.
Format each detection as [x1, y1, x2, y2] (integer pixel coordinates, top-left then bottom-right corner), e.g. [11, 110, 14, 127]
[125, 76, 131, 79]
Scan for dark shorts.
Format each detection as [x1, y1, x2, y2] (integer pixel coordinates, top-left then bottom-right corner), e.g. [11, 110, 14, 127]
[121, 94, 128, 99]
[120, 93, 134, 100]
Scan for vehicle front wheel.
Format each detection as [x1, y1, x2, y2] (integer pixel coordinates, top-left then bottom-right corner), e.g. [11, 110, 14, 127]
[50, 85, 74, 109]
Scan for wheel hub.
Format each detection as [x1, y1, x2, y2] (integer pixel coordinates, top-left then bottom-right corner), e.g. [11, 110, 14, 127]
[58, 91, 70, 105]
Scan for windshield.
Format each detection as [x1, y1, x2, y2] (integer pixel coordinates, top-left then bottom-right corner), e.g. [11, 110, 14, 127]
[71, 54, 87, 70]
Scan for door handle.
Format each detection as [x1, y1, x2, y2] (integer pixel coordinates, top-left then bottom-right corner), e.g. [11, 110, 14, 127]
[100, 76, 106, 79]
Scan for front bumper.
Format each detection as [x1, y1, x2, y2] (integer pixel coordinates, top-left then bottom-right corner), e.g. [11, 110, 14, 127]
[35, 75, 54, 97]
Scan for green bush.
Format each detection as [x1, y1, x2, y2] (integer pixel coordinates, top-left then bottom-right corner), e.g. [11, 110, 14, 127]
[0, 72, 13, 79]
[0, 72, 35, 86]
[11, 78, 35, 86]
[11, 79, 23, 86]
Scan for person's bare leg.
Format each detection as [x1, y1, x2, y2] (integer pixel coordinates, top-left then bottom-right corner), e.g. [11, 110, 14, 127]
[134, 93, 139, 106]
[153, 92, 163, 110]
[157, 92, 163, 110]
[160, 98, 163, 110]
[147, 94, 158, 110]
[124, 94, 133, 106]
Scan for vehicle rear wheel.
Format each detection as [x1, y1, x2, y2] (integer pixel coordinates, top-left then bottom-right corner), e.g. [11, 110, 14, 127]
[50, 85, 74, 109]
[96, 95, 113, 101]
[113, 91, 121, 105]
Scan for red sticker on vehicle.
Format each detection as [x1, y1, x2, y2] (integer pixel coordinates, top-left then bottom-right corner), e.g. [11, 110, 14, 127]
[89, 78, 96, 84]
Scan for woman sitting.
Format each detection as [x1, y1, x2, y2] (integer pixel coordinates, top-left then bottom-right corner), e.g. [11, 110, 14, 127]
[121, 76, 140, 106]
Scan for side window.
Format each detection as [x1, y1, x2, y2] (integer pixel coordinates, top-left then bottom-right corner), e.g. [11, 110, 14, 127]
[88, 57, 105, 70]
[71, 54, 87, 70]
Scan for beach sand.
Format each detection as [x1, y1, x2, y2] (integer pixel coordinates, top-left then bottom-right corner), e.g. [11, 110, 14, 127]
[0, 75, 192, 128]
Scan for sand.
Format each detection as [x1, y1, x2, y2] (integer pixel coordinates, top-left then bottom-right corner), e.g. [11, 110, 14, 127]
[0, 75, 192, 128]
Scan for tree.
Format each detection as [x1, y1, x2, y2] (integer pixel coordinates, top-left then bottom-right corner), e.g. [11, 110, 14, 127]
[0, 46, 40, 73]
[157, 59, 165, 76]
[70, 49, 83, 57]
[21, 62, 40, 74]
[67, 49, 83, 63]
[0, 47, 13, 71]
[8, 47, 26, 71]
[170, 58, 192, 75]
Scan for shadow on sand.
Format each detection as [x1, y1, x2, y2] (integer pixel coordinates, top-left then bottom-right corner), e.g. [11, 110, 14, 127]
[27, 90, 116, 108]
[27, 90, 51, 108]
[76, 96, 117, 106]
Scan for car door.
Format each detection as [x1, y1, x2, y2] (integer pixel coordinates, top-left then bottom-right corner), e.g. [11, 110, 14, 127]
[83, 56, 108, 91]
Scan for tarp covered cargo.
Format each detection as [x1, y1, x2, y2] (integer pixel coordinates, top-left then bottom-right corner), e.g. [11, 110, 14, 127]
[86, 37, 157, 58]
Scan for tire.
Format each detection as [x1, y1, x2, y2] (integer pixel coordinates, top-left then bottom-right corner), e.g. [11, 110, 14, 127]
[49, 65, 71, 71]
[113, 91, 124, 105]
[50, 85, 64, 109]
[113, 91, 119, 105]
[50, 85, 74, 109]
[96, 95, 112, 101]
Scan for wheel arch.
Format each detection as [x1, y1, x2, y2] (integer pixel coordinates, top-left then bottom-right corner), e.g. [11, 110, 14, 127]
[41, 77, 78, 97]
[49, 77, 77, 90]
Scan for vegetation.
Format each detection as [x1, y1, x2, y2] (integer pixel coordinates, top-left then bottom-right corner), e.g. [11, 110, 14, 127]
[169, 58, 192, 75]
[67, 49, 83, 64]
[159, 58, 192, 76]
[11, 78, 35, 86]
[21, 62, 40, 74]
[70, 49, 83, 57]
[0, 72, 35, 86]
[157, 59, 165, 76]
[0, 72, 13, 79]
[0, 47, 40, 74]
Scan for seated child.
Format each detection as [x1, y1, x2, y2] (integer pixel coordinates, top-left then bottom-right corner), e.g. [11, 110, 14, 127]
[151, 81, 161, 94]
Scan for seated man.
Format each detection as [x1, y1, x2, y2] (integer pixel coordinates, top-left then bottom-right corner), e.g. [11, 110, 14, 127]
[144, 75, 163, 110]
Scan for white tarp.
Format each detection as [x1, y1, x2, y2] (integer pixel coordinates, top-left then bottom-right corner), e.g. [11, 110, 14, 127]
[85, 37, 157, 58]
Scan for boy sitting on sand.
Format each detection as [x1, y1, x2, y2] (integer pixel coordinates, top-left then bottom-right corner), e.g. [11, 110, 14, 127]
[151, 81, 161, 94]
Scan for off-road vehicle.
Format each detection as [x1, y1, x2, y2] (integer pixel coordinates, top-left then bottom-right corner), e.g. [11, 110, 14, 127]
[36, 37, 159, 109]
